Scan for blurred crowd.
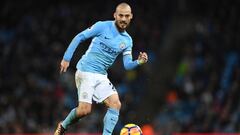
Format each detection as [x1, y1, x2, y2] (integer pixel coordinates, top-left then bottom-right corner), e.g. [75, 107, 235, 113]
[0, 0, 239, 134]
[153, 0, 240, 134]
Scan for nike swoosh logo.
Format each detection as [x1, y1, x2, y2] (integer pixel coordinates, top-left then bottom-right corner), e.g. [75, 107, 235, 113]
[104, 36, 110, 39]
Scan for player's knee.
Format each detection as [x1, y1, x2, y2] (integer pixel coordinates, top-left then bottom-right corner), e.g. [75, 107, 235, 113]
[76, 104, 92, 117]
[109, 100, 121, 110]
[116, 101, 121, 109]
[76, 107, 91, 116]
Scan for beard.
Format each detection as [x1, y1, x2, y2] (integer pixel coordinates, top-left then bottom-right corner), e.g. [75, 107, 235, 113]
[116, 21, 129, 31]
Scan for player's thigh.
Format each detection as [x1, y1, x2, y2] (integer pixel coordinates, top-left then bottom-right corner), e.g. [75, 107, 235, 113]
[93, 79, 121, 109]
[93, 80, 118, 104]
[75, 70, 95, 104]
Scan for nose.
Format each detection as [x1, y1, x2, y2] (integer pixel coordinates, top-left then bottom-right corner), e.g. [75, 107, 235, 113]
[121, 16, 127, 22]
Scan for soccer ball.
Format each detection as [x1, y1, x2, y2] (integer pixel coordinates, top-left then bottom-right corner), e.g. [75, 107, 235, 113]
[120, 123, 143, 135]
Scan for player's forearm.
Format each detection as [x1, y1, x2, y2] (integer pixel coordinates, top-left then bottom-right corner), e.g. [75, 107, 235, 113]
[123, 55, 139, 70]
[63, 34, 86, 61]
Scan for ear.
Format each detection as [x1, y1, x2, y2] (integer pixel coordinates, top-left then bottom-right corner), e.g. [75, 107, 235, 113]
[130, 13, 133, 19]
[113, 12, 117, 19]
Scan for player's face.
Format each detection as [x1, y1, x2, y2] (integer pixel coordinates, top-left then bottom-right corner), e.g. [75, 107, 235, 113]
[114, 7, 133, 31]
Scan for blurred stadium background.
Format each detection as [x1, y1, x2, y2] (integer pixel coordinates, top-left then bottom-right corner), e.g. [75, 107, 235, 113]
[0, 0, 240, 134]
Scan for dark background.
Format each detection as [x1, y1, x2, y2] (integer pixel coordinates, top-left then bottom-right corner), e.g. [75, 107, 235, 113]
[0, 0, 240, 134]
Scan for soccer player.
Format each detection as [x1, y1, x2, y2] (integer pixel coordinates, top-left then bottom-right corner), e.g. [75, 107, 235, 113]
[54, 2, 148, 135]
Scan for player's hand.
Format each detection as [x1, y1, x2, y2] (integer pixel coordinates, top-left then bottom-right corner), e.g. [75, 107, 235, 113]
[137, 52, 148, 65]
[60, 59, 70, 74]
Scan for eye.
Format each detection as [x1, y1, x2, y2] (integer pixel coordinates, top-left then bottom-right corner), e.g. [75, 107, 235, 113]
[119, 14, 123, 17]
[125, 15, 130, 18]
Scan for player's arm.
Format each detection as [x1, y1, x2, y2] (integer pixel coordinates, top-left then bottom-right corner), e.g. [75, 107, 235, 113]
[60, 21, 104, 73]
[123, 50, 148, 70]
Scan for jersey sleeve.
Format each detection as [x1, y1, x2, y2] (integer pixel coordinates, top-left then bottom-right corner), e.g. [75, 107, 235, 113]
[122, 39, 139, 70]
[122, 40, 132, 56]
[63, 21, 104, 61]
[81, 21, 105, 39]
[123, 54, 139, 70]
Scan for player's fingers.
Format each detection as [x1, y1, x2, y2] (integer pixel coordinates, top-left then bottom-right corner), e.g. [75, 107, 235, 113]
[142, 52, 148, 58]
[138, 52, 142, 59]
[140, 53, 146, 58]
[144, 54, 148, 60]
[60, 66, 63, 74]
[144, 57, 148, 62]
[143, 57, 148, 61]
[63, 67, 67, 72]
[142, 52, 147, 56]
[142, 55, 148, 63]
[139, 52, 144, 58]
[60, 64, 66, 74]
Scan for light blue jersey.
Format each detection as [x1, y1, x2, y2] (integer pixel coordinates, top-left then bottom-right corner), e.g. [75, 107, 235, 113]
[63, 20, 139, 75]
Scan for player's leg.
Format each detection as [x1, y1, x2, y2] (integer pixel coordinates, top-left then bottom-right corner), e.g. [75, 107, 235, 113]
[54, 70, 94, 135]
[94, 79, 121, 135]
[62, 102, 92, 128]
[54, 102, 92, 135]
[103, 93, 121, 135]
